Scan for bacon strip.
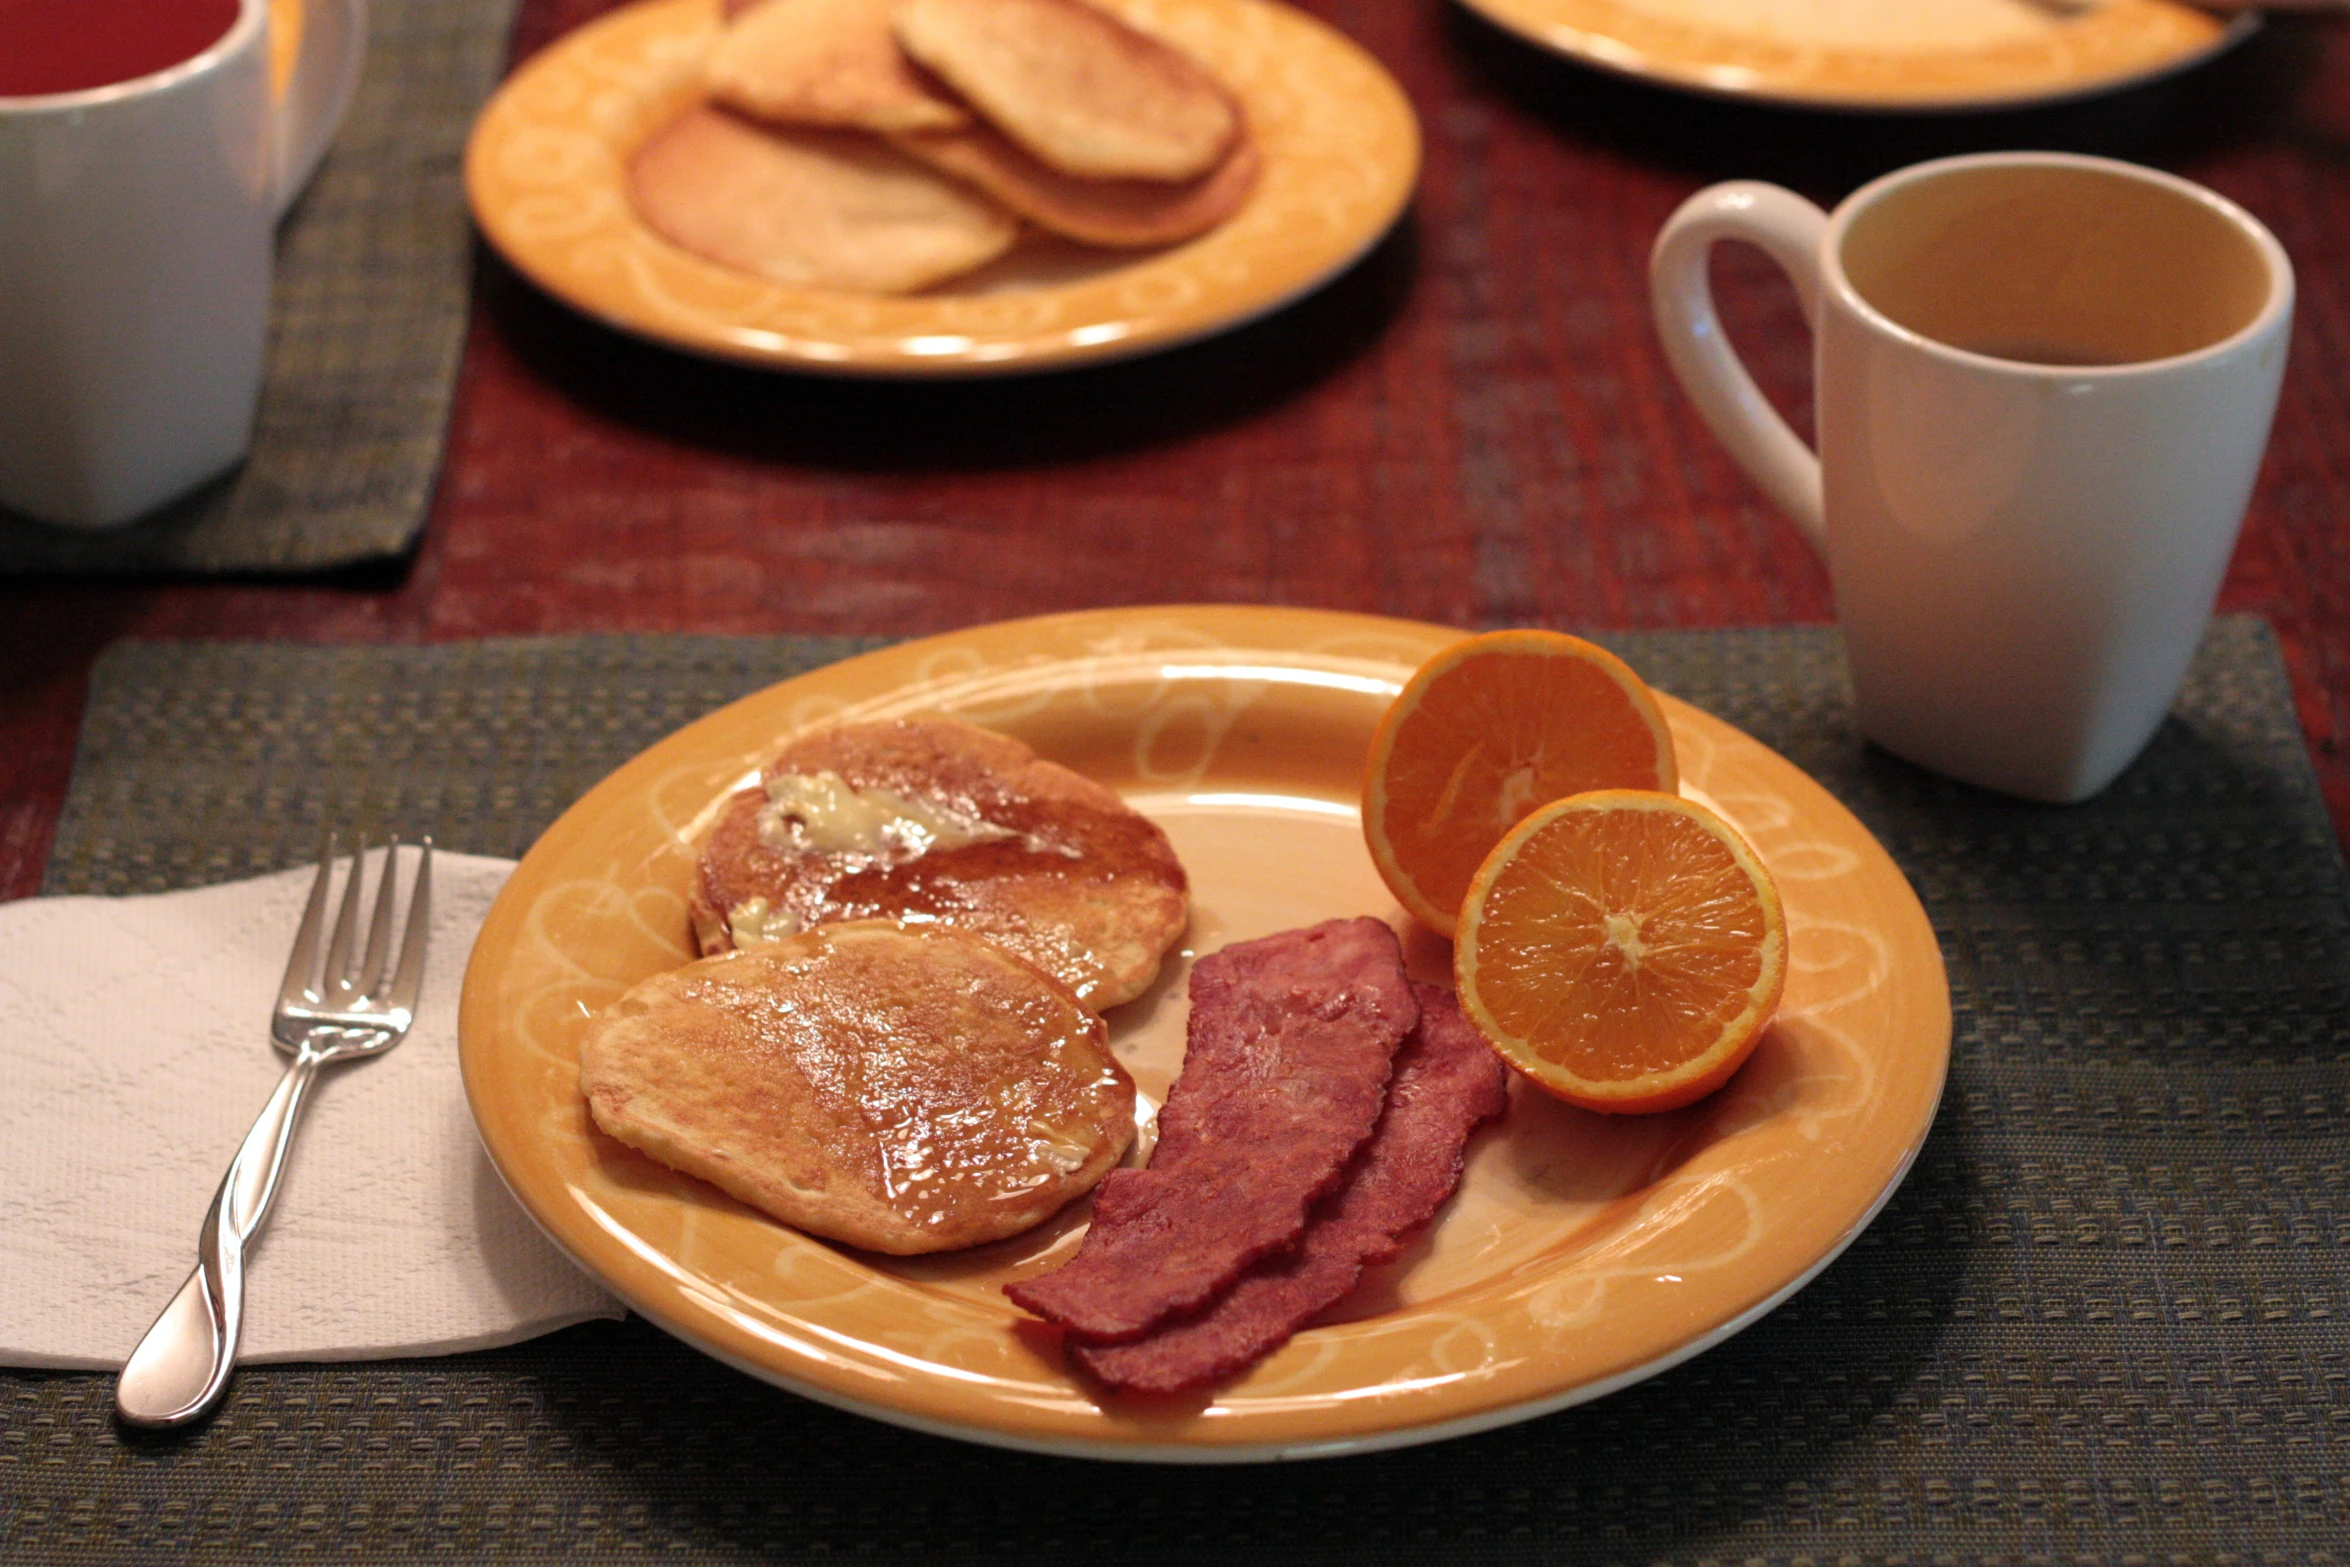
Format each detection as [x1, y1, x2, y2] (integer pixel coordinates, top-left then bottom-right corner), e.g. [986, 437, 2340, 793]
[1006, 918, 1416, 1343]
[1073, 983, 1509, 1392]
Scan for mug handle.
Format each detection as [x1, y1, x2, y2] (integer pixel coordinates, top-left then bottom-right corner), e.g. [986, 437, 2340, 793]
[1648, 182, 1832, 554]
[273, 0, 369, 216]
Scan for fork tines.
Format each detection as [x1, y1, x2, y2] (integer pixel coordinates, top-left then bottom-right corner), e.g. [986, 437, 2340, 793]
[278, 835, 433, 1022]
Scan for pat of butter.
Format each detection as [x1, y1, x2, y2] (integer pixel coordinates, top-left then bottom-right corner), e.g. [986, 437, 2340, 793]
[725, 895, 802, 951]
[756, 770, 1012, 860]
[1024, 1118, 1096, 1176]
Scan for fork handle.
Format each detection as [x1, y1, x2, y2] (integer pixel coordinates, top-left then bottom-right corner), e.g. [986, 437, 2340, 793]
[116, 1048, 323, 1429]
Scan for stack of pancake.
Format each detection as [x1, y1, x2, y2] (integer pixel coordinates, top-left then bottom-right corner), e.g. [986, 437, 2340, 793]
[580, 716, 1191, 1256]
[630, 0, 1260, 293]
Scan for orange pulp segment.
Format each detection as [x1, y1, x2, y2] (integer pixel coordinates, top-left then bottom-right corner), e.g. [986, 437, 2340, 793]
[1364, 630, 1677, 937]
[1454, 789, 1784, 1114]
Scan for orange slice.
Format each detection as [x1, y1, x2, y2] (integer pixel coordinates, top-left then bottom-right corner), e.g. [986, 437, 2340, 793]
[1454, 789, 1785, 1114]
[1364, 630, 1677, 937]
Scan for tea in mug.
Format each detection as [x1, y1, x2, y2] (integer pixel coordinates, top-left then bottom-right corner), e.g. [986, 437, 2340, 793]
[1838, 162, 2277, 371]
[0, 0, 242, 96]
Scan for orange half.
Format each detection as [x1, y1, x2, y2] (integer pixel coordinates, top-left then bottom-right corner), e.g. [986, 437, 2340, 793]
[1455, 789, 1785, 1114]
[1364, 630, 1676, 936]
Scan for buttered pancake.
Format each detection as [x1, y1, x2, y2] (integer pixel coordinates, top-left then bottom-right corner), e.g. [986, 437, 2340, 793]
[692, 716, 1188, 1009]
[893, 0, 1239, 183]
[582, 921, 1136, 1255]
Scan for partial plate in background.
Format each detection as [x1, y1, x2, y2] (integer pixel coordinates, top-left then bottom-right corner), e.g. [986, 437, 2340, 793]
[1455, 0, 2248, 110]
[464, 0, 1418, 376]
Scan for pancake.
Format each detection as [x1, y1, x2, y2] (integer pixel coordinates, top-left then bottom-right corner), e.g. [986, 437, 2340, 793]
[705, 0, 971, 134]
[581, 921, 1136, 1255]
[891, 118, 1258, 248]
[628, 106, 1017, 294]
[893, 0, 1239, 183]
[692, 716, 1189, 1009]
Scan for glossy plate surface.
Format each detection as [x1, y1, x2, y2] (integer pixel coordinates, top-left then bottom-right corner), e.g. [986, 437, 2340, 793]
[1456, 0, 2247, 110]
[464, 0, 1419, 375]
[459, 606, 1950, 1461]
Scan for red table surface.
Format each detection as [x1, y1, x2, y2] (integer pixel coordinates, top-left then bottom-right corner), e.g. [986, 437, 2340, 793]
[5, 3, 2350, 901]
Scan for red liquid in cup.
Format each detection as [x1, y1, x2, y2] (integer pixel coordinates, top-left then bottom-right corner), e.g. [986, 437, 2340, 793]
[0, 0, 243, 96]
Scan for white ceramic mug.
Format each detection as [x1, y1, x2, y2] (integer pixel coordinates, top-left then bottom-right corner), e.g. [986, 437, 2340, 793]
[1651, 152, 2293, 803]
[0, 0, 367, 530]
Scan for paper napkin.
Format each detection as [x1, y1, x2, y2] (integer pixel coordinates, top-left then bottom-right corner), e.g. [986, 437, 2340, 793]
[0, 854, 622, 1370]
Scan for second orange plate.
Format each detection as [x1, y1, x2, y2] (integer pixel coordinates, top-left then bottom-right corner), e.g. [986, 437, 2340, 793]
[458, 606, 1950, 1461]
[465, 0, 1419, 375]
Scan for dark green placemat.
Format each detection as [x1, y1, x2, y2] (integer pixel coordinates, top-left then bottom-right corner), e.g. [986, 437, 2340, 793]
[9, 618, 2348, 1563]
[0, 0, 517, 577]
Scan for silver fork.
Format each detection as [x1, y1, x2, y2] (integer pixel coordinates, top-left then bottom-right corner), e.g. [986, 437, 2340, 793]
[115, 836, 432, 1430]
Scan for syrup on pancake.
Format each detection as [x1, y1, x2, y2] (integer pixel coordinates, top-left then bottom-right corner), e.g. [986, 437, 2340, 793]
[581, 921, 1136, 1255]
[691, 716, 1188, 1009]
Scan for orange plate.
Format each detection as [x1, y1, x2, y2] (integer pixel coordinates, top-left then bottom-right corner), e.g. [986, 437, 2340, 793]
[463, 0, 1418, 376]
[458, 606, 1950, 1462]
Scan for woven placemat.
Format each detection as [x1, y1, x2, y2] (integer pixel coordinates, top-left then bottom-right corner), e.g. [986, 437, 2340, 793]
[0, 0, 517, 577]
[7, 619, 2347, 1564]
